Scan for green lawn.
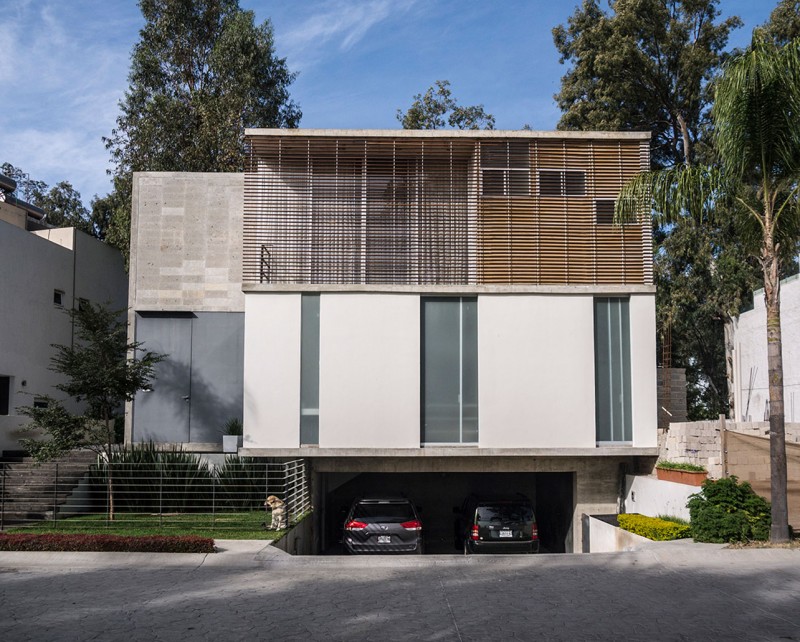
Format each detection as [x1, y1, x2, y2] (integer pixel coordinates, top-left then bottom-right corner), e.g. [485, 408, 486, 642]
[8, 511, 284, 540]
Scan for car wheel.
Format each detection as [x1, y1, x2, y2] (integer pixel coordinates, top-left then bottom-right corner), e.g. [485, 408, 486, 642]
[463, 540, 471, 556]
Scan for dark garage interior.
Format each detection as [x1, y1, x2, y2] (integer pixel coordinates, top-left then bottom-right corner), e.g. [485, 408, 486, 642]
[318, 471, 574, 554]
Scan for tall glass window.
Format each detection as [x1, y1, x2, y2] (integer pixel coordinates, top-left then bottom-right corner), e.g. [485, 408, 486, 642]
[422, 297, 478, 444]
[594, 297, 632, 443]
[300, 294, 320, 445]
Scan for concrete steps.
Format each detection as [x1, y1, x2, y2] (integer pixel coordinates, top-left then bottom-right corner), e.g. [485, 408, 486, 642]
[0, 450, 98, 527]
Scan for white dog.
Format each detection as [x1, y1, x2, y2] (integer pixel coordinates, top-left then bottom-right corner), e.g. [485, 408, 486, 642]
[264, 495, 287, 530]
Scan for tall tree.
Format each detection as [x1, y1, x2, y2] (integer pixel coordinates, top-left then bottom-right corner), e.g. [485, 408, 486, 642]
[105, 0, 301, 261]
[1, 162, 47, 203]
[20, 302, 164, 518]
[553, 0, 751, 419]
[553, 0, 741, 168]
[0, 162, 107, 239]
[756, 0, 800, 46]
[397, 80, 495, 130]
[618, 37, 800, 542]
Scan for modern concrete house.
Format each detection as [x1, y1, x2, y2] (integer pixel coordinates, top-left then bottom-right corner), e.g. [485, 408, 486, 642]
[0, 175, 128, 452]
[127, 129, 658, 553]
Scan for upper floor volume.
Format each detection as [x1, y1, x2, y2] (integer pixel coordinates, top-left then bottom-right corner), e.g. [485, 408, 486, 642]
[243, 129, 652, 288]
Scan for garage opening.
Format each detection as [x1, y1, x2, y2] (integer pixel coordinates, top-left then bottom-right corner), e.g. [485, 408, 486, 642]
[317, 471, 574, 555]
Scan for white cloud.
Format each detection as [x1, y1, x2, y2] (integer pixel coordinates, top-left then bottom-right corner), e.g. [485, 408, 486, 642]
[281, 0, 418, 68]
[0, 1, 136, 201]
[3, 127, 114, 200]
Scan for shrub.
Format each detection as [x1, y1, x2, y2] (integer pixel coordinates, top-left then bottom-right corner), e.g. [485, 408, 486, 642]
[93, 442, 214, 512]
[688, 476, 771, 543]
[0, 533, 214, 553]
[617, 514, 692, 541]
[656, 460, 707, 472]
[216, 456, 269, 510]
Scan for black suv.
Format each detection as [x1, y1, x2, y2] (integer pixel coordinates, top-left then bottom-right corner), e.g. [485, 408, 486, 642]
[454, 494, 539, 554]
[343, 497, 423, 554]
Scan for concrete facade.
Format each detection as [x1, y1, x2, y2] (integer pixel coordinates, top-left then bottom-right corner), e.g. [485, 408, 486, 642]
[129, 172, 244, 313]
[0, 220, 127, 452]
[126, 172, 246, 445]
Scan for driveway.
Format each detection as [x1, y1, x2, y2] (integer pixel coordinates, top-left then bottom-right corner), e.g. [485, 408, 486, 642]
[1, 541, 800, 641]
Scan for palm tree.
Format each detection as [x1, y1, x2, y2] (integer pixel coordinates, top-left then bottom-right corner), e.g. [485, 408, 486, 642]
[618, 36, 800, 542]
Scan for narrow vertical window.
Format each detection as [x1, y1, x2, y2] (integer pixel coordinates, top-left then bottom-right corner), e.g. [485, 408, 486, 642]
[300, 294, 320, 445]
[0, 376, 10, 415]
[422, 297, 478, 444]
[594, 297, 632, 443]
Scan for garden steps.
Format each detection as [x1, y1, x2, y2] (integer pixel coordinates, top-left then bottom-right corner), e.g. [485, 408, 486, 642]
[0, 450, 98, 527]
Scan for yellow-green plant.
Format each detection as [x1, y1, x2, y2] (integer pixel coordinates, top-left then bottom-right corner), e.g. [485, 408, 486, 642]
[618, 514, 692, 541]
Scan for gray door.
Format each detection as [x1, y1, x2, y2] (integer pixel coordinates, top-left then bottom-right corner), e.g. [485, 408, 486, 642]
[134, 313, 192, 442]
[133, 312, 244, 443]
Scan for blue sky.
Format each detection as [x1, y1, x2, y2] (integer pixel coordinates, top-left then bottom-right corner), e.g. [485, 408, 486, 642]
[0, 0, 776, 206]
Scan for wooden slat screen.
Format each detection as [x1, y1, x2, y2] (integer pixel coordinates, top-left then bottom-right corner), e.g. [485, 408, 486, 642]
[244, 134, 651, 286]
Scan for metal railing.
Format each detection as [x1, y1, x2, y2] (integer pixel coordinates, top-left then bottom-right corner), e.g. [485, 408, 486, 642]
[0, 457, 311, 534]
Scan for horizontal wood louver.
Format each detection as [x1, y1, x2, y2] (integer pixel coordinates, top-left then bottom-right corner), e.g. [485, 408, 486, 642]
[243, 134, 652, 286]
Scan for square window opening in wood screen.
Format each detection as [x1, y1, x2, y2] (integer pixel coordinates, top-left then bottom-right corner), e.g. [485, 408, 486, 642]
[539, 170, 586, 197]
[481, 142, 530, 197]
[595, 199, 616, 225]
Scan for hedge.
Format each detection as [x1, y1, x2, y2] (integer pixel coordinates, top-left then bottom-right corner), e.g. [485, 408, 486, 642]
[0, 533, 215, 553]
[617, 514, 692, 541]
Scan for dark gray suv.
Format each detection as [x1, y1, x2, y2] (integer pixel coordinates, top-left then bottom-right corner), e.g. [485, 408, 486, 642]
[455, 494, 539, 554]
[343, 497, 423, 554]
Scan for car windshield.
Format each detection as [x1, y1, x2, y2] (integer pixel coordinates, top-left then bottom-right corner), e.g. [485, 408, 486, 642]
[476, 505, 533, 524]
[352, 502, 415, 523]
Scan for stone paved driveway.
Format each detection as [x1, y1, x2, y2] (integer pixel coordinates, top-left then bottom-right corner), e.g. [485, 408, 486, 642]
[1, 542, 800, 641]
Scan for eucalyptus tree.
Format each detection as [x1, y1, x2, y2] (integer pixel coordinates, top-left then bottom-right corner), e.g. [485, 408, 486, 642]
[104, 0, 301, 262]
[553, 0, 752, 419]
[397, 80, 495, 130]
[618, 38, 800, 542]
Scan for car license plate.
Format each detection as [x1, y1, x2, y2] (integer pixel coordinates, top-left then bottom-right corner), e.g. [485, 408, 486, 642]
[499, 530, 513, 538]
[377, 535, 391, 544]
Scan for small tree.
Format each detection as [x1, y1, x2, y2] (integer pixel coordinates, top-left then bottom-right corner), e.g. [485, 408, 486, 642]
[397, 80, 495, 130]
[19, 302, 163, 518]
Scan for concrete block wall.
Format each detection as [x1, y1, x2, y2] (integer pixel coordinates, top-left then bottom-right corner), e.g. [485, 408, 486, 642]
[659, 420, 800, 479]
[130, 172, 244, 312]
[657, 368, 688, 429]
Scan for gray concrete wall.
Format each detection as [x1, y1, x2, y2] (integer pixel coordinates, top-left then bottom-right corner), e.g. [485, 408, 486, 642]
[73, 232, 127, 311]
[129, 172, 244, 313]
[273, 514, 314, 555]
[657, 368, 687, 428]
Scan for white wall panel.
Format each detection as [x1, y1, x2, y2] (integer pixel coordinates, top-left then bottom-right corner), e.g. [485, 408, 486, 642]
[243, 294, 301, 448]
[319, 294, 420, 448]
[478, 296, 596, 448]
[630, 294, 658, 447]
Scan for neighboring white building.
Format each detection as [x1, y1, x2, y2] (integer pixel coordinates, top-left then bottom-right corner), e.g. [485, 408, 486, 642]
[127, 129, 658, 553]
[0, 176, 128, 452]
[729, 274, 800, 423]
